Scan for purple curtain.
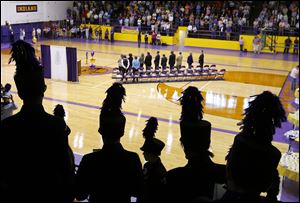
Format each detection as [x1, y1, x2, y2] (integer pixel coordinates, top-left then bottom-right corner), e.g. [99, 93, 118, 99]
[66, 47, 78, 82]
[41, 45, 51, 78]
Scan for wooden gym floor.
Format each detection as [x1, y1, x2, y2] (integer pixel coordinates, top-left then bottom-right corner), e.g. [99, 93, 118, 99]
[1, 39, 298, 170]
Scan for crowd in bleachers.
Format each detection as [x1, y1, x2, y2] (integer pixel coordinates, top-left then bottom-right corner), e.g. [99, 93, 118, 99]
[253, 1, 299, 35]
[1, 40, 295, 202]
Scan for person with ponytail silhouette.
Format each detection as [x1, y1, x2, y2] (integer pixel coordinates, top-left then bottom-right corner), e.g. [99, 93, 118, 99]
[75, 82, 143, 202]
[1, 40, 75, 201]
[164, 86, 226, 202]
[221, 91, 286, 202]
[140, 117, 166, 203]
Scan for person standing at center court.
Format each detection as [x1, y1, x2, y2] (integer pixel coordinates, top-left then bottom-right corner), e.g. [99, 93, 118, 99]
[176, 52, 183, 70]
[140, 117, 166, 203]
[154, 51, 160, 70]
[187, 53, 193, 69]
[198, 50, 204, 70]
[169, 51, 176, 70]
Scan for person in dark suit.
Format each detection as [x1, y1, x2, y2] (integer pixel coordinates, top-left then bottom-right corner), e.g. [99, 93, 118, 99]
[168, 51, 176, 69]
[145, 52, 152, 70]
[1, 40, 75, 202]
[154, 51, 160, 69]
[223, 91, 286, 202]
[140, 117, 166, 203]
[128, 53, 133, 69]
[187, 53, 193, 69]
[199, 50, 204, 69]
[75, 83, 143, 203]
[164, 86, 226, 203]
[283, 36, 292, 54]
[161, 54, 167, 70]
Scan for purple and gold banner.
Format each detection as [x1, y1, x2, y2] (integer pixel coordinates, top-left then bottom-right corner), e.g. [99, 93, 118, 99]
[16, 5, 37, 13]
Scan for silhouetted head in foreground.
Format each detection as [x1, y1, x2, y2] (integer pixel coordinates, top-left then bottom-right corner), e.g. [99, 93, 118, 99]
[53, 104, 66, 119]
[179, 86, 204, 122]
[99, 82, 126, 143]
[140, 117, 165, 159]
[178, 86, 213, 158]
[9, 40, 46, 103]
[239, 91, 286, 143]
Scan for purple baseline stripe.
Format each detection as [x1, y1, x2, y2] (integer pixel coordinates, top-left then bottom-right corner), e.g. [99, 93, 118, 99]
[11, 91, 238, 135]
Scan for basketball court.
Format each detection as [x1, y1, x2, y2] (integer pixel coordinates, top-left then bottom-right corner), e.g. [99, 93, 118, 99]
[2, 38, 298, 170]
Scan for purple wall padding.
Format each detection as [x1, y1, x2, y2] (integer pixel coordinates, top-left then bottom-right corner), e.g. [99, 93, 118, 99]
[66, 47, 78, 82]
[41, 44, 51, 78]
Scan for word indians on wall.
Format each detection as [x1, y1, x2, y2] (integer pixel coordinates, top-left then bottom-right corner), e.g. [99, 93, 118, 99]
[16, 5, 37, 13]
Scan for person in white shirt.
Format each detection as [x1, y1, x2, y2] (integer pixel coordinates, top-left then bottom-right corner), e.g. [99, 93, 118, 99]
[187, 24, 193, 33]
[36, 28, 41, 40]
[132, 56, 140, 82]
[290, 65, 299, 91]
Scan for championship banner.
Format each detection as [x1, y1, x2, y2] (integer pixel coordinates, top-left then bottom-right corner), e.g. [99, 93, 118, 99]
[121, 26, 138, 34]
[16, 5, 38, 13]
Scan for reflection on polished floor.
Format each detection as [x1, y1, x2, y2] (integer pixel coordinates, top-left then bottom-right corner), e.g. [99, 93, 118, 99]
[1, 40, 298, 171]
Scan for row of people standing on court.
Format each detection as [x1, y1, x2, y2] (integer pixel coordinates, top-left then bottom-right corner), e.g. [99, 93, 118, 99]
[118, 51, 205, 75]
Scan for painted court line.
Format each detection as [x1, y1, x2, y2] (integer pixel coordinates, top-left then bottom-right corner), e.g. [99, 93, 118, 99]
[11, 91, 239, 135]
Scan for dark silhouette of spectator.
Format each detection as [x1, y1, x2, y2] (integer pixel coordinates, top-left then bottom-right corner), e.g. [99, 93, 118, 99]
[145, 52, 152, 70]
[53, 104, 71, 136]
[199, 50, 204, 70]
[53, 104, 75, 173]
[154, 51, 160, 69]
[75, 83, 143, 202]
[140, 117, 166, 203]
[1, 40, 75, 201]
[293, 37, 298, 54]
[164, 86, 226, 202]
[187, 53, 193, 69]
[138, 32, 141, 48]
[222, 91, 287, 202]
[168, 51, 176, 69]
[161, 54, 167, 70]
[283, 36, 292, 54]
